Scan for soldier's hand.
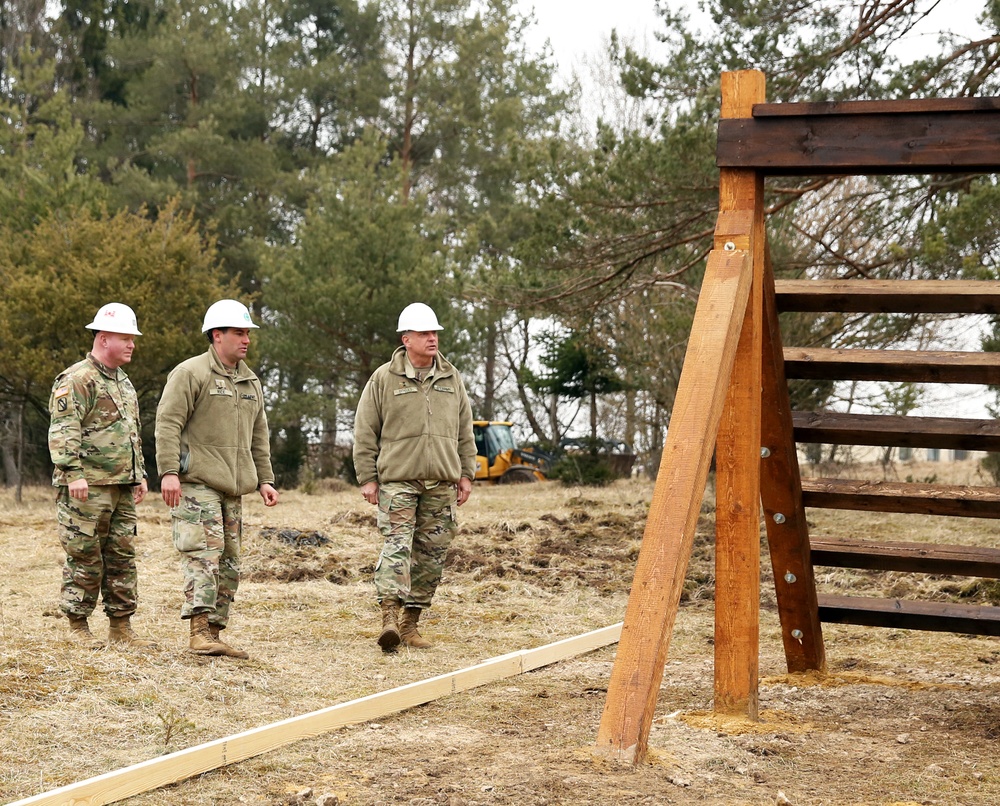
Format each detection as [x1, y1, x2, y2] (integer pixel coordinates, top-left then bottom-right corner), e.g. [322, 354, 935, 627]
[133, 479, 148, 505]
[68, 478, 89, 501]
[457, 476, 472, 506]
[360, 481, 379, 506]
[259, 483, 279, 507]
[161, 474, 182, 508]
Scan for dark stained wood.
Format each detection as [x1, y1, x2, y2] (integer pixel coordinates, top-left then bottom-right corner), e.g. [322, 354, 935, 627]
[801, 478, 1000, 518]
[753, 97, 1000, 117]
[810, 537, 1000, 577]
[760, 254, 826, 674]
[817, 594, 1000, 636]
[775, 279, 1000, 314]
[783, 347, 1000, 384]
[717, 112, 1000, 175]
[792, 411, 1000, 451]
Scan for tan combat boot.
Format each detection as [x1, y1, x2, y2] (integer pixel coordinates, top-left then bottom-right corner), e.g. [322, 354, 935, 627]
[399, 606, 433, 649]
[378, 598, 401, 651]
[66, 615, 103, 649]
[189, 613, 228, 655]
[108, 615, 158, 648]
[208, 623, 250, 659]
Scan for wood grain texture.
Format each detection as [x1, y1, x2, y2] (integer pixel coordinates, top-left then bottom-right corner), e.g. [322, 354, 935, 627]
[594, 247, 753, 762]
[775, 279, 1000, 314]
[783, 347, 1000, 384]
[760, 255, 826, 674]
[792, 411, 1000, 451]
[817, 595, 1000, 636]
[801, 478, 1000, 518]
[717, 110, 1000, 175]
[810, 537, 1000, 577]
[714, 69, 766, 719]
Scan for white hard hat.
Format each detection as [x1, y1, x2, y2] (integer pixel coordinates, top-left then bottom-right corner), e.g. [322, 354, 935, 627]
[396, 302, 443, 332]
[85, 303, 142, 336]
[201, 299, 259, 333]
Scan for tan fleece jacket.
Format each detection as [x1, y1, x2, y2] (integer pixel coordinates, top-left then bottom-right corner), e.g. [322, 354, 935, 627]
[353, 347, 476, 486]
[155, 347, 274, 496]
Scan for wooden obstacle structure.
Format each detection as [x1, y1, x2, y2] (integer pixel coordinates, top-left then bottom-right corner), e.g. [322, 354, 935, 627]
[595, 69, 1000, 764]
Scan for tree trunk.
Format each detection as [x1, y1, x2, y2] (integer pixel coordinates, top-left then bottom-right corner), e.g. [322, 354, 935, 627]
[16, 395, 25, 503]
[483, 321, 496, 420]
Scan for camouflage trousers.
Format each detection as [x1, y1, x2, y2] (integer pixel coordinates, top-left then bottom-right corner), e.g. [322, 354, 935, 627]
[171, 483, 242, 627]
[374, 480, 458, 608]
[56, 484, 139, 619]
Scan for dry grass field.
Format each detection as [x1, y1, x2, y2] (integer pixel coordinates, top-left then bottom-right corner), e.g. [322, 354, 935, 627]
[2, 461, 1000, 805]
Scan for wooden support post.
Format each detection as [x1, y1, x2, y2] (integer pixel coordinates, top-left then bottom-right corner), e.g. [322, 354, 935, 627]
[760, 251, 827, 672]
[714, 70, 765, 717]
[594, 246, 752, 763]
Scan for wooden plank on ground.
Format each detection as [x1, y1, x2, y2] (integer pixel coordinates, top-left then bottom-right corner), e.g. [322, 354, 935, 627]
[817, 595, 1000, 636]
[783, 347, 1000, 385]
[8, 624, 622, 806]
[594, 243, 753, 762]
[810, 537, 1000, 577]
[774, 279, 1000, 314]
[714, 67, 765, 719]
[760, 253, 826, 674]
[717, 108, 1000, 175]
[792, 411, 1000, 451]
[801, 478, 1000, 518]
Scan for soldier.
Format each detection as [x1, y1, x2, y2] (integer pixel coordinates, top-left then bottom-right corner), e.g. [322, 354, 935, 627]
[155, 299, 278, 660]
[48, 302, 155, 648]
[353, 302, 476, 651]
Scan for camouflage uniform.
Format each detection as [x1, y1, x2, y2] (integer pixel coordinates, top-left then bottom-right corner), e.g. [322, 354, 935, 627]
[155, 347, 274, 629]
[171, 483, 242, 624]
[375, 480, 457, 607]
[354, 347, 476, 609]
[48, 354, 145, 619]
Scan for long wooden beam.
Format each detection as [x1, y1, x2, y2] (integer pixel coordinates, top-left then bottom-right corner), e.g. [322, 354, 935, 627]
[594, 244, 752, 763]
[8, 625, 622, 806]
[818, 595, 1000, 636]
[792, 411, 1000, 451]
[714, 68, 765, 720]
[717, 99, 1000, 175]
[760, 253, 826, 675]
[801, 478, 1000, 518]
[810, 536, 1000, 577]
[775, 279, 1000, 314]
[783, 347, 1000, 384]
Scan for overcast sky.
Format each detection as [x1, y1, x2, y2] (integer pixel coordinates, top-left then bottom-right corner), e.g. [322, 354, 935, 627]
[517, 0, 992, 80]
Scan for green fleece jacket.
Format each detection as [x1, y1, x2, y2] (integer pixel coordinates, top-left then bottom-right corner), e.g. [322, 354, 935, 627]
[353, 347, 476, 486]
[155, 347, 274, 496]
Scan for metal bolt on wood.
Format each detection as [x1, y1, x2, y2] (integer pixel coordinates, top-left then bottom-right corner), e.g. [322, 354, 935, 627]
[760, 447, 771, 458]
[724, 241, 736, 251]
[791, 629, 804, 640]
[784, 572, 797, 583]
[773, 512, 786, 524]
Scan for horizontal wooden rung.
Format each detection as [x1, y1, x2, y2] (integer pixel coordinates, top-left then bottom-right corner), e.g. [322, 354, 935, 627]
[817, 594, 1000, 636]
[792, 411, 1000, 451]
[775, 279, 1000, 314]
[810, 537, 1000, 577]
[783, 347, 1000, 385]
[801, 478, 1000, 519]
